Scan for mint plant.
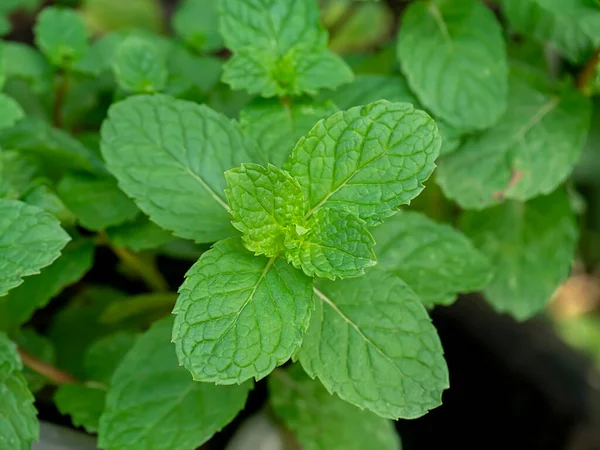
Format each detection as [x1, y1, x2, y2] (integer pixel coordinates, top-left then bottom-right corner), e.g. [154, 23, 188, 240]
[0, 0, 599, 449]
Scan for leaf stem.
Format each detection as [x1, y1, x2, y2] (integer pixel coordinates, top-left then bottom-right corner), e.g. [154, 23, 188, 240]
[18, 347, 77, 385]
[107, 240, 170, 292]
[52, 70, 69, 128]
[576, 47, 600, 95]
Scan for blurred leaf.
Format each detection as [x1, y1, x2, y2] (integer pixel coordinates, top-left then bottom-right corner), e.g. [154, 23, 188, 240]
[13, 328, 56, 393]
[172, 0, 223, 52]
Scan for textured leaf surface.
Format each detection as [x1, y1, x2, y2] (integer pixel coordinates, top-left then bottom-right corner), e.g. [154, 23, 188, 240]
[397, 0, 507, 131]
[173, 239, 314, 384]
[299, 268, 448, 419]
[106, 216, 173, 252]
[285, 208, 376, 280]
[55, 384, 105, 433]
[99, 318, 251, 450]
[0, 332, 38, 450]
[58, 172, 139, 231]
[239, 97, 338, 167]
[269, 365, 401, 450]
[437, 74, 591, 209]
[101, 94, 262, 243]
[112, 36, 168, 93]
[0, 238, 94, 331]
[289, 101, 440, 226]
[372, 212, 492, 307]
[34, 6, 89, 67]
[225, 164, 305, 257]
[0, 93, 24, 129]
[219, 0, 353, 96]
[461, 189, 578, 320]
[172, 0, 222, 52]
[0, 199, 70, 297]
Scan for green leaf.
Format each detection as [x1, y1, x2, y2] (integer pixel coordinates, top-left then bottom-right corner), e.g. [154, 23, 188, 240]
[219, 0, 353, 96]
[1, 42, 52, 93]
[80, 0, 163, 34]
[99, 292, 177, 326]
[372, 212, 492, 307]
[34, 6, 89, 68]
[397, 0, 508, 131]
[0, 238, 94, 331]
[100, 94, 263, 243]
[106, 216, 173, 252]
[288, 101, 440, 226]
[239, 97, 338, 168]
[0, 94, 24, 130]
[0, 151, 43, 200]
[13, 328, 55, 393]
[0, 331, 38, 450]
[54, 384, 105, 433]
[99, 318, 251, 450]
[460, 188, 578, 320]
[172, 0, 223, 52]
[165, 46, 222, 97]
[112, 36, 168, 94]
[0, 199, 70, 297]
[225, 164, 305, 257]
[57, 172, 139, 231]
[436, 73, 592, 209]
[285, 208, 376, 280]
[22, 185, 76, 226]
[298, 268, 448, 419]
[83, 332, 138, 385]
[173, 239, 314, 384]
[269, 365, 401, 450]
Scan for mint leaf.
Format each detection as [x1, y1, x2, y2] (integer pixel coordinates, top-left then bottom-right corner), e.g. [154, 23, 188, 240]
[0, 151, 42, 200]
[2, 42, 52, 93]
[99, 292, 176, 326]
[299, 268, 448, 419]
[173, 239, 314, 384]
[460, 188, 578, 320]
[0, 93, 24, 130]
[225, 164, 305, 257]
[219, 0, 353, 96]
[55, 384, 105, 433]
[0, 199, 70, 297]
[99, 318, 251, 450]
[372, 212, 492, 307]
[269, 365, 401, 450]
[83, 332, 137, 385]
[100, 94, 263, 243]
[0, 332, 39, 450]
[285, 208, 376, 280]
[13, 328, 55, 393]
[165, 46, 222, 96]
[34, 6, 89, 68]
[106, 216, 173, 252]
[172, 0, 222, 52]
[0, 238, 94, 331]
[112, 36, 168, 94]
[397, 0, 508, 131]
[22, 185, 76, 226]
[239, 97, 338, 168]
[437, 73, 591, 209]
[289, 101, 440, 226]
[58, 172, 139, 231]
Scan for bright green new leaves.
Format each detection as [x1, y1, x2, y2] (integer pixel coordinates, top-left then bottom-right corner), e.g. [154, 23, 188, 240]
[34, 6, 89, 68]
[269, 366, 401, 450]
[299, 268, 449, 419]
[57, 172, 139, 231]
[289, 101, 440, 226]
[239, 98, 338, 167]
[437, 74, 591, 209]
[373, 212, 492, 307]
[0, 199, 70, 297]
[225, 164, 305, 257]
[286, 208, 376, 280]
[173, 239, 314, 384]
[219, 0, 353, 96]
[54, 384, 105, 433]
[397, 0, 508, 131]
[461, 189, 578, 320]
[100, 94, 262, 243]
[112, 36, 168, 93]
[173, 0, 223, 52]
[99, 318, 251, 450]
[0, 94, 24, 130]
[0, 332, 38, 450]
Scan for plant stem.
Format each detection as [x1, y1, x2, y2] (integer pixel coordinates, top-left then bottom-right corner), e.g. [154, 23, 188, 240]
[109, 243, 170, 292]
[18, 348, 77, 385]
[576, 48, 600, 94]
[52, 70, 69, 128]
